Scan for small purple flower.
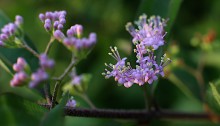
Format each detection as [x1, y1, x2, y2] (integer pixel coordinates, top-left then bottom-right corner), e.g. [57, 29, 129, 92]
[39, 13, 45, 22]
[15, 15, 23, 26]
[10, 71, 28, 87]
[53, 30, 65, 41]
[29, 69, 48, 88]
[75, 24, 83, 37]
[12, 57, 27, 72]
[70, 71, 82, 85]
[0, 34, 8, 41]
[39, 53, 55, 69]
[0, 40, 4, 46]
[71, 75, 82, 85]
[66, 98, 77, 107]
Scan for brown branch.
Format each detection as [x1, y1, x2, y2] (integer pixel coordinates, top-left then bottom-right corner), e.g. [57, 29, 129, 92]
[41, 104, 220, 121]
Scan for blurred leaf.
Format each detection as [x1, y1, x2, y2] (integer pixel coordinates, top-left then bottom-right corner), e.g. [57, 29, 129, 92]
[1, 87, 43, 102]
[202, 52, 220, 69]
[0, 58, 13, 76]
[0, 94, 47, 126]
[41, 93, 68, 126]
[206, 81, 220, 114]
[210, 82, 220, 106]
[168, 73, 199, 102]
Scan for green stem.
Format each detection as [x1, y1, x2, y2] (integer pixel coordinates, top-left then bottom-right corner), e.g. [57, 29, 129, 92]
[44, 37, 55, 54]
[51, 56, 78, 108]
[143, 85, 152, 110]
[44, 83, 52, 104]
[21, 44, 39, 58]
[43, 37, 55, 105]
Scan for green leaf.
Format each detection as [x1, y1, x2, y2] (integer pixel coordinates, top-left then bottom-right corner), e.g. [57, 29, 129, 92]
[210, 82, 220, 106]
[41, 93, 69, 126]
[0, 94, 47, 126]
[168, 73, 199, 102]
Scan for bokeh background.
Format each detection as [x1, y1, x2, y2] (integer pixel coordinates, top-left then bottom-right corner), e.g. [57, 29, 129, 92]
[0, 0, 220, 126]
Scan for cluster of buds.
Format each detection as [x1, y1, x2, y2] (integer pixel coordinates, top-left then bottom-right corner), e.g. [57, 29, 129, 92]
[10, 54, 54, 88]
[38, 11, 96, 52]
[103, 14, 171, 88]
[39, 11, 66, 32]
[0, 15, 24, 47]
[63, 25, 97, 50]
[10, 57, 29, 87]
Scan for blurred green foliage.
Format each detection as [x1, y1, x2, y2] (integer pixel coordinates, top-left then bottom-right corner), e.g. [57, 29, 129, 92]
[0, 0, 220, 125]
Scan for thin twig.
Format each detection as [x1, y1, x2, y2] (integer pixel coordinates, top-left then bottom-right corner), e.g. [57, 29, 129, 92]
[44, 37, 55, 54]
[51, 57, 78, 108]
[44, 83, 52, 104]
[21, 44, 39, 57]
[43, 37, 55, 105]
[41, 104, 220, 121]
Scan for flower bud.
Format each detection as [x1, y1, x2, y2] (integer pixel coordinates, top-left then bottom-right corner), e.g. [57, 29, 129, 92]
[0, 40, 4, 46]
[53, 30, 65, 41]
[39, 13, 45, 22]
[15, 15, 23, 26]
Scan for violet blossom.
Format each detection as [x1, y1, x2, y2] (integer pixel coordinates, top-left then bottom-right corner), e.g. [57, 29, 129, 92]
[103, 14, 171, 88]
[10, 57, 29, 87]
[0, 15, 24, 47]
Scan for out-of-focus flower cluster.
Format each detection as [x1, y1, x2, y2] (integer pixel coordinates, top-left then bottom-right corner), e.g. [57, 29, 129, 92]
[29, 53, 54, 88]
[0, 15, 24, 47]
[103, 14, 171, 88]
[39, 11, 97, 52]
[11, 54, 54, 88]
[10, 57, 29, 87]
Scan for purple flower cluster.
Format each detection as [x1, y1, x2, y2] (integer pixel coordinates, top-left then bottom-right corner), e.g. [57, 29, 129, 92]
[63, 25, 97, 50]
[103, 14, 171, 88]
[39, 11, 97, 51]
[10, 54, 55, 88]
[0, 15, 23, 47]
[29, 69, 49, 88]
[39, 11, 66, 31]
[10, 57, 28, 87]
[126, 14, 167, 50]
[53, 24, 96, 50]
[39, 53, 55, 69]
[29, 54, 54, 88]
